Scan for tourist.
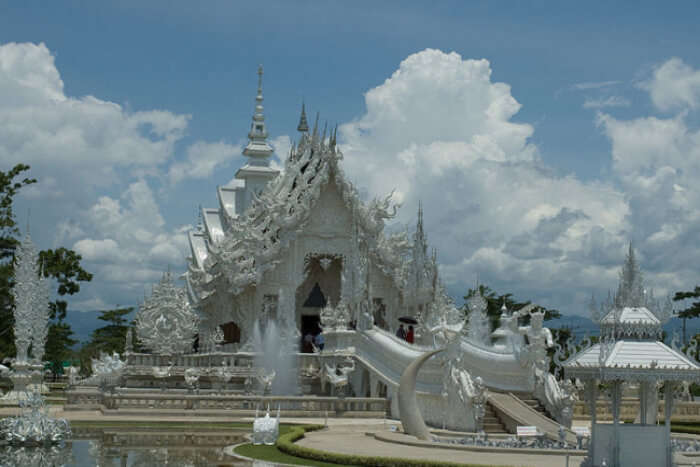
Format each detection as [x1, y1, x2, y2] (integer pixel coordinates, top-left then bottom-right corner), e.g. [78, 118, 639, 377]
[406, 325, 414, 344]
[314, 331, 325, 351]
[396, 324, 407, 340]
[303, 333, 314, 353]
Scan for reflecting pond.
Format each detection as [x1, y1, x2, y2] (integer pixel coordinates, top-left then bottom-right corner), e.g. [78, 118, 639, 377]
[0, 428, 251, 466]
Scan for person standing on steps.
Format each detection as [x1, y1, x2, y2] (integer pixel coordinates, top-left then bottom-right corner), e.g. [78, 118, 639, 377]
[396, 324, 407, 340]
[406, 325, 414, 344]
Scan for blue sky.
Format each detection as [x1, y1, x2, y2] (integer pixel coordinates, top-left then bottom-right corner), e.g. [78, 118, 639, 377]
[1, 1, 700, 316]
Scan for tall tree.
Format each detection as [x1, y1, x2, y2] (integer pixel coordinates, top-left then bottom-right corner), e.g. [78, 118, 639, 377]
[674, 286, 700, 319]
[88, 307, 133, 355]
[0, 164, 92, 361]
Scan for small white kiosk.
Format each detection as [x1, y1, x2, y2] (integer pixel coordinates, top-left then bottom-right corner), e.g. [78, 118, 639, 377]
[564, 246, 700, 467]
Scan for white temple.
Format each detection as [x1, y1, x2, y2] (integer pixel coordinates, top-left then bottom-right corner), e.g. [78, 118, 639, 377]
[184, 65, 438, 352]
[65, 66, 598, 439]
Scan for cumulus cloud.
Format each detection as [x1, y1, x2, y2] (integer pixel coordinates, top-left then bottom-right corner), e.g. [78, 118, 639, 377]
[0, 42, 189, 192]
[68, 180, 191, 310]
[168, 141, 242, 184]
[641, 57, 700, 111]
[597, 107, 700, 295]
[0, 41, 213, 310]
[340, 49, 630, 314]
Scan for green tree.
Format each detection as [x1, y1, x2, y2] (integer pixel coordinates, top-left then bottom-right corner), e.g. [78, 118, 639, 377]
[0, 164, 92, 362]
[79, 307, 133, 375]
[89, 307, 133, 355]
[673, 286, 700, 319]
[463, 284, 561, 331]
[44, 321, 77, 380]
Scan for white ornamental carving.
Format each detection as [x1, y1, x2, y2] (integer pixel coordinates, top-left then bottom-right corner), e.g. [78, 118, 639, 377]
[135, 271, 199, 355]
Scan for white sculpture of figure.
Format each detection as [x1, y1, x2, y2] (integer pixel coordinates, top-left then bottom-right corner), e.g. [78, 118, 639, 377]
[259, 370, 276, 395]
[320, 357, 356, 395]
[135, 271, 199, 355]
[184, 368, 200, 392]
[466, 289, 491, 346]
[252, 405, 280, 445]
[211, 326, 225, 352]
[335, 298, 350, 330]
[124, 328, 133, 354]
[319, 302, 336, 331]
[90, 352, 126, 392]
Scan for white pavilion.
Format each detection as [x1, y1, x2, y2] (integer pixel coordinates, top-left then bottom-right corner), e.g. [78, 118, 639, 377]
[564, 245, 700, 467]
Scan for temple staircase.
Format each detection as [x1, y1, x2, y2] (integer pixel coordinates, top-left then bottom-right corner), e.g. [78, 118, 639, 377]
[482, 403, 508, 433]
[487, 391, 577, 443]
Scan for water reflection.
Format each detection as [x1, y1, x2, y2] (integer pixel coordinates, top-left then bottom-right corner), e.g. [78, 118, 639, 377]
[0, 428, 249, 467]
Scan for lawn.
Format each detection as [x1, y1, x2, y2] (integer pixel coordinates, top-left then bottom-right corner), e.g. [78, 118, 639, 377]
[235, 442, 359, 466]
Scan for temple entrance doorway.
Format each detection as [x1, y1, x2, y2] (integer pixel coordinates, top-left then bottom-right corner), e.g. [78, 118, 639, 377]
[295, 254, 342, 321]
[301, 315, 321, 353]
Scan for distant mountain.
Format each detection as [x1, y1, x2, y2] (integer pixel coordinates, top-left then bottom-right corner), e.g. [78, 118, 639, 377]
[546, 314, 599, 338]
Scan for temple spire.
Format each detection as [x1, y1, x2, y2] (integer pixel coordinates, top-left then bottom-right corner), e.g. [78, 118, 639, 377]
[297, 101, 309, 133]
[242, 65, 273, 166]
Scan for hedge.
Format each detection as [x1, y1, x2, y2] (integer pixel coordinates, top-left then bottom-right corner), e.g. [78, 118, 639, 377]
[276, 425, 516, 467]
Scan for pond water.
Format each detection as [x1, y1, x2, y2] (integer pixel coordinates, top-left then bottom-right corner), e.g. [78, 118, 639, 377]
[0, 430, 252, 467]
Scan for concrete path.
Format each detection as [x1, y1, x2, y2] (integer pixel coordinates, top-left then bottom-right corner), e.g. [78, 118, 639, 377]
[296, 422, 587, 467]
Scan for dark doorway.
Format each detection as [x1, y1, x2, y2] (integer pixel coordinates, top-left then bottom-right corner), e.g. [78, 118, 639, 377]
[301, 314, 321, 353]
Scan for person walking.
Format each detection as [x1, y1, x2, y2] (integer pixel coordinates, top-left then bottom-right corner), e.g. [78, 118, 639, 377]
[406, 325, 414, 344]
[396, 324, 407, 340]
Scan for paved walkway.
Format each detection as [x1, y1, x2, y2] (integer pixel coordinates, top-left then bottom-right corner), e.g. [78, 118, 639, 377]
[297, 423, 586, 467]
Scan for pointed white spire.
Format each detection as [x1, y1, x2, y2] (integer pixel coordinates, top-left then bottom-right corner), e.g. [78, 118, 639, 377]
[297, 101, 309, 133]
[243, 65, 274, 165]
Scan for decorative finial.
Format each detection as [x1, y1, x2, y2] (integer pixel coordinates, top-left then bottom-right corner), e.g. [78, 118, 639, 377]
[297, 101, 309, 133]
[243, 64, 274, 164]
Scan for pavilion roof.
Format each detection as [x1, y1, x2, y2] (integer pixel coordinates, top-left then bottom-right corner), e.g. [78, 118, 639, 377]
[563, 339, 700, 381]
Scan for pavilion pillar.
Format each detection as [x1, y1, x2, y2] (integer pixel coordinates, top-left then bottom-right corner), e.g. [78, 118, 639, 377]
[639, 380, 648, 425]
[664, 382, 675, 467]
[611, 380, 622, 467]
[585, 378, 598, 464]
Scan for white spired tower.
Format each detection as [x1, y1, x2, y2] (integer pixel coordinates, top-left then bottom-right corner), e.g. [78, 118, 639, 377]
[233, 65, 280, 212]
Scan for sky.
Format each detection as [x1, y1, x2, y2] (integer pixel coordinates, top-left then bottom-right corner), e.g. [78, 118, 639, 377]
[1, 1, 700, 317]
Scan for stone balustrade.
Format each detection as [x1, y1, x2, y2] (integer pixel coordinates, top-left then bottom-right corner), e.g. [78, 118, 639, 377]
[573, 397, 700, 422]
[66, 386, 388, 417]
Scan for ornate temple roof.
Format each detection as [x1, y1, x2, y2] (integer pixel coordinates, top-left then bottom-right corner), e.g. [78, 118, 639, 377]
[185, 68, 438, 308]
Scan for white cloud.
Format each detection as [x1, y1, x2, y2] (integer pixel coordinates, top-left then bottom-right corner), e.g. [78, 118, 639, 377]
[594, 57, 700, 299]
[641, 57, 700, 111]
[70, 180, 191, 308]
[168, 141, 242, 184]
[583, 96, 631, 109]
[571, 80, 621, 91]
[340, 49, 630, 314]
[0, 43, 190, 192]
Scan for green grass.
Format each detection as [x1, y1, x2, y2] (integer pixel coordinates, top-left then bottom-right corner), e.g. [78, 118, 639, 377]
[671, 422, 700, 435]
[274, 425, 518, 467]
[235, 442, 358, 466]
